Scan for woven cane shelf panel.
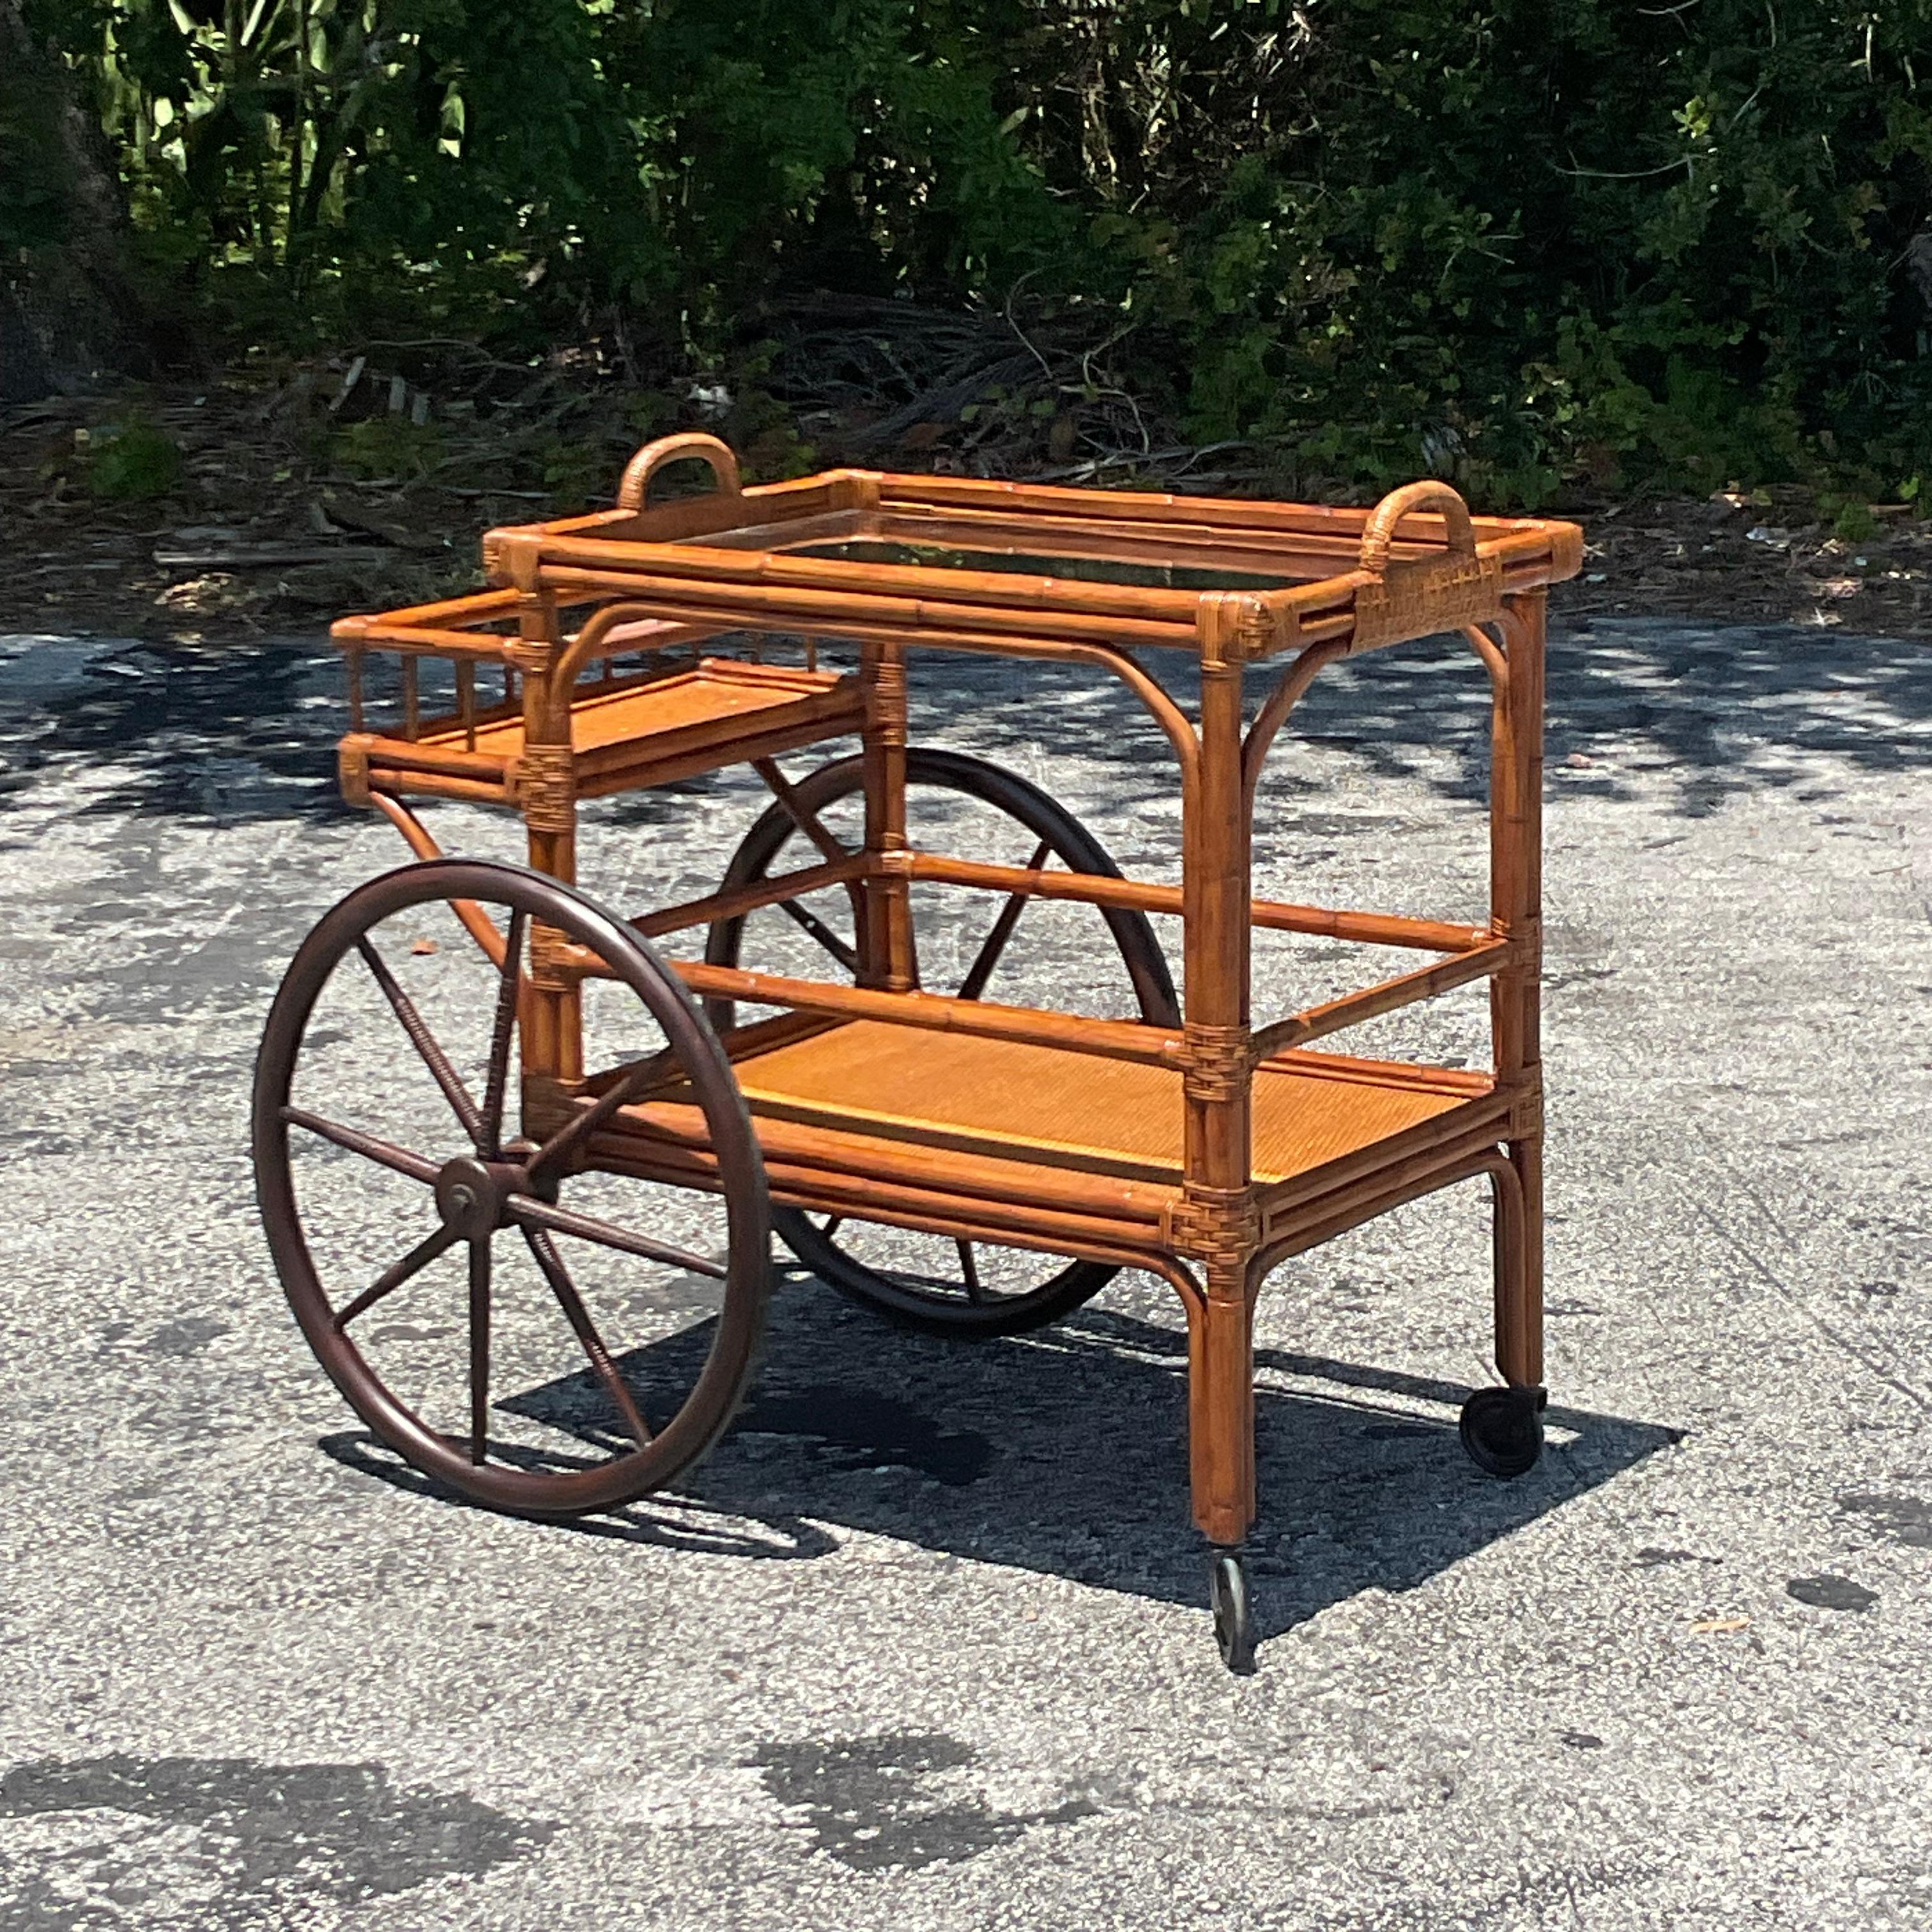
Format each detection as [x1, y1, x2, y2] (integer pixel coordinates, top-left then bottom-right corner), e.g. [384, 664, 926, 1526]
[721, 1019, 1477, 1189]
[452, 659, 849, 761]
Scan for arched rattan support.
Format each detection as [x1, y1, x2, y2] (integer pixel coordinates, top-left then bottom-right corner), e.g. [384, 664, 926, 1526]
[1489, 595, 1540, 659]
[1482, 1148, 1537, 1386]
[368, 793, 507, 966]
[544, 600, 693, 742]
[1460, 620, 1509, 695]
[548, 595, 1203, 815]
[1061, 640, 1201, 809]
[1239, 640, 1348, 816]
[1144, 1250, 1205, 1322]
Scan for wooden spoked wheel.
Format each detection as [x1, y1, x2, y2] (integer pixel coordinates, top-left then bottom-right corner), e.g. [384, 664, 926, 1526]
[706, 748, 1179, 1336]
[253, 859, 770, 1517]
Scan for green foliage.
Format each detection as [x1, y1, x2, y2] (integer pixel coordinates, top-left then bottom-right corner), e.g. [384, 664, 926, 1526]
[526, 438, 599, 514]
[13, 0, 1932, 503]
[1822, 494, 1882, 542]
[330, 415, 443, 479]
[1057, 0, 1932, 500]
[82, 414, 185, 498]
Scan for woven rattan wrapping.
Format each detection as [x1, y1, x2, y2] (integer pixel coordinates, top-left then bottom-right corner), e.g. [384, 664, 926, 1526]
[1183, 1022, 1254, 1105]
[1351, 553, 1504, 653]
[514, 742, 576, 832]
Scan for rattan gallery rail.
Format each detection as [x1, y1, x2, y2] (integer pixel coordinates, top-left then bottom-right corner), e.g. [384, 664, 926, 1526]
[251, 432, 1583, 1670]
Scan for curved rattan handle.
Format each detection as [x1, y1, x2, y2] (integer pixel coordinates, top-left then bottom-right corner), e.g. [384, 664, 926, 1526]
[1358, 481, 1476, 576]
[617, 433, 742, 510]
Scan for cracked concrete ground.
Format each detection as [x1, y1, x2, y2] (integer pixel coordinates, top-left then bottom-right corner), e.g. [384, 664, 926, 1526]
[0, 613, 1927, 1929]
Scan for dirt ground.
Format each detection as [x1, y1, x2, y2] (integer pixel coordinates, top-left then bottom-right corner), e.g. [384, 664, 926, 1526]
[6, 364, 1931, 645]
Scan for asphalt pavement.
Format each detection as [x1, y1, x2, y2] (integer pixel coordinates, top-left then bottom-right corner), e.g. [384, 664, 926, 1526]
[0, 611, 1927, 1929]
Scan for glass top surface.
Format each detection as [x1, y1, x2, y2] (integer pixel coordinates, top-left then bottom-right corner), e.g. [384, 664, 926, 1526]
[786, 539, 1297, 593]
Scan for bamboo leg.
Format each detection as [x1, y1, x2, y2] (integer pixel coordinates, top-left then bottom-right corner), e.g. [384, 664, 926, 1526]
[1494, 1137, 1544, 1388]
[859, 636, 914, 990]
[1489, 588, 1546, 1392]
[516, 595, 581, 1093]
[1181, 599, 1261, 1551]
[1188, 1262, 1257, 1545]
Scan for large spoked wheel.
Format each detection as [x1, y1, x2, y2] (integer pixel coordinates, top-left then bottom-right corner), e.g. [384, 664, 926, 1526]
[706, 747, 1179, 1337]
[254, 858, 770, 1518]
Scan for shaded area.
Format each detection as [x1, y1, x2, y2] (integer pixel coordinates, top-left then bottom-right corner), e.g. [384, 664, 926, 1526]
[755, 1731, 1096, 1873]
[5, 617, 1926, 845]
[0, 1754, 552, 1931]
[438, 1291, 1676, 1646]
[0, 633, 348, 833]
[1838, 1491, 1932, 1549]
[316, 1435, 841, 1563]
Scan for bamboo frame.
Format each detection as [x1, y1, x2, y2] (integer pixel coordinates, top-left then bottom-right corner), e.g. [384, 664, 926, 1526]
[330, 432, 1577, 1563]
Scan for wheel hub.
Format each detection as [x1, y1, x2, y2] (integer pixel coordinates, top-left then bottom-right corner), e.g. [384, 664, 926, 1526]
[436, 1156, 506, 1238]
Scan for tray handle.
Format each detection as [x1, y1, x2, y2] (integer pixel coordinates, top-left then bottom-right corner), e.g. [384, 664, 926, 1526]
[1358, 480, 1476, 576]
[617, 433, 743, 510]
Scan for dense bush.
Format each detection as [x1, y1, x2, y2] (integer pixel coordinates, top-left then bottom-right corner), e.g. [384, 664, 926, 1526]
[12, 0, 1932, 502]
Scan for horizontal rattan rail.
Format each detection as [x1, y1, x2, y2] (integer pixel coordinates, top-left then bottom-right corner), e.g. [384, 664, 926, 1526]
[1250, 940, 1517, 1057]
[532, 908, 1505, 1065]
[896, 851, 1494, 953]
[629, 854, 872, 940]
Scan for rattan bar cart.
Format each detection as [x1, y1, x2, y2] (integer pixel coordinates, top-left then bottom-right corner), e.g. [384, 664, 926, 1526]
[252, 433, 1582, 1670]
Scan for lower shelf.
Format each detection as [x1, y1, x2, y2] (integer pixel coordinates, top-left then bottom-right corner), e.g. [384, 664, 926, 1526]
[723, 1019, 1486, 1190]
[583, 1015, 1505, 1262]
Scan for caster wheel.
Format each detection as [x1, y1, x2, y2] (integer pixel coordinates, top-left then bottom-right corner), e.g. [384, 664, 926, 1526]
[1459, 1384, 1546, 1478]
[1208, 1551, 1256, 1675]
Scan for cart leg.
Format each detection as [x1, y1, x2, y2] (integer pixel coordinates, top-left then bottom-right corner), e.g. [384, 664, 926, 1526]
[859, 637, 916, 991]
[1464, 586, 1549, 1479]
[1188, 1263, 1256, 1547]
[1461, 1142, 1546, 1478]
[1189, 1262, 1259, 1671]
[1494, 1134, 1543, 1391]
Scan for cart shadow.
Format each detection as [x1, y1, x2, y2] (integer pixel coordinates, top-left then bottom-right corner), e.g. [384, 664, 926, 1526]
[330, 1280, 1678, 1643]
[315, 1433, 845, 1563]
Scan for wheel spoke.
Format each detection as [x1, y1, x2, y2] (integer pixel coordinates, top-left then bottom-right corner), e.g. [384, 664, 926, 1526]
[956, 1239, 986, 1304]
[523, 1227, 654, 1448]
[776, 895, 860, 974]
[525, 1051, 675, 1184]
[356, 935, 486, 1147]
[955, 838, 1050, 1002]
[752, 756, 855, 867]
[334, 1224, 459, 1330]
[506, 1193, 728, 1280]
[282, 1105, 439, 1184]
[751, 755, 869, 936]
[468, 1238, 491, 1464]
[478, 908, 527, 1157]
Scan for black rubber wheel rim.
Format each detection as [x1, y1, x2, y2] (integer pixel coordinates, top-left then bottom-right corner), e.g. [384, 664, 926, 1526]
[706, 747, 1180, 1338]
[1458, 1384, 1545, 1480]
[253, 858, 770, 1517]
[1209, 1551, 1257, 1675]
